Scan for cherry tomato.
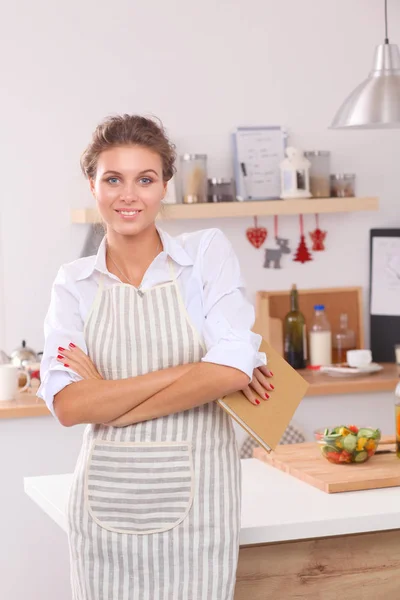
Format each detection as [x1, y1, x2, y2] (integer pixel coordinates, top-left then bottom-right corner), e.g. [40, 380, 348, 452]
[348, 425, 359, 434]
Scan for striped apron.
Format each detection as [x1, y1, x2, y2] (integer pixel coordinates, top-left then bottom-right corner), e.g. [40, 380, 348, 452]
[66, 260, 241, 600]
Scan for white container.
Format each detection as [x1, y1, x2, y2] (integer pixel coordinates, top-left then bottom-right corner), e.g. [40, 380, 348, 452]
[0, 364, 30, 401]
[309, 304, 332, 367]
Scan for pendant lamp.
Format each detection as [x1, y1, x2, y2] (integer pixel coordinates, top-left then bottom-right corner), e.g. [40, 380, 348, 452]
[331, 0, 400, 129]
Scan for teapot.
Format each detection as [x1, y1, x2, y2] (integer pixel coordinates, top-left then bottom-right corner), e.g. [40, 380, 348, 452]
[0, 340, 43, 368]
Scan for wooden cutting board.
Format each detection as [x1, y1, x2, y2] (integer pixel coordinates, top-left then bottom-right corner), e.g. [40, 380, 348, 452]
[254, 436, 400, 493]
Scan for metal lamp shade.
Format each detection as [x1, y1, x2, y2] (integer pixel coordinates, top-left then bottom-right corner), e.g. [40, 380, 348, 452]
[331, 43, 400, 129]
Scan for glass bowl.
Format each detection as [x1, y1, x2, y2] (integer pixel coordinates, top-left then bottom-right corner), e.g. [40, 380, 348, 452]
[314, 425, 381, 464]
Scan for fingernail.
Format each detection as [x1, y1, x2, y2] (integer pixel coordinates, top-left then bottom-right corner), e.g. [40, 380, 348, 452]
[270, 384, 274, 390]
[58, 346, 65, 352]
[64, 363, 69, 367]
[255, 399, 260, 405]
[69, 342, 76, 348]
[269, 371, 274, 376]
[265, 393, 270, 399]
[57, 354, 64, 359]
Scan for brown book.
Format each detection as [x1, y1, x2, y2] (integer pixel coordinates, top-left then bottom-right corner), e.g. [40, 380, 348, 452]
[217, 339, 309, 453]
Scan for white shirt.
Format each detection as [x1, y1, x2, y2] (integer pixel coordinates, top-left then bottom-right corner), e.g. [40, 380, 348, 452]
[37, 227, 266, 416]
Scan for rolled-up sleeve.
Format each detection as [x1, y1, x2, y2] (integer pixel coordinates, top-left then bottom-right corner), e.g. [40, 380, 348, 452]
[36, 266, 86, 417]
[200, 229, 266, 380]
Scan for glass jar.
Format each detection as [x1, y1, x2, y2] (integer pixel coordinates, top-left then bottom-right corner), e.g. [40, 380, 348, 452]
[309, 304, 332, 367]
[332, 313, 356, 365]
[207, 178, 235, 202]
[304, 151, 330, 198]
[180, 154, 207, 204]
[330, 174, 356, 197]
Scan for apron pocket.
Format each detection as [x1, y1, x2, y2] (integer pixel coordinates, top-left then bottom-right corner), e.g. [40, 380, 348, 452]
[85, 440, 194, 535]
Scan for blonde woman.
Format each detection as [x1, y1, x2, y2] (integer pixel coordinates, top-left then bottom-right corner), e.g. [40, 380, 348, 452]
[38, 114, 274, 599]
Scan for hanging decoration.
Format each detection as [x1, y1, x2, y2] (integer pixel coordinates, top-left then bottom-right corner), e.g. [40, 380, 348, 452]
[264, 216, 291, 269]
[246, 216, 267, 249]
[309, 213, 327, 251]
[294, 215, 313, 264]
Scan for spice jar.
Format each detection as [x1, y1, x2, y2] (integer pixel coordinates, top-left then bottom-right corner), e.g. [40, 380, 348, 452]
[304, 151, 331, 198]
[330, 174, 356, 198]
[180, 154, 207, 204]
[207, 178, 235, 202]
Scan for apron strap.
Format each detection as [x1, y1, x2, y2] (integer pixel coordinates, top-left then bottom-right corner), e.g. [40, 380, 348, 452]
[168, 258, 176, 281]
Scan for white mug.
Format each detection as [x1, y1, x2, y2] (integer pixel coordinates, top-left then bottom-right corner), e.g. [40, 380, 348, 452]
[0, 364, 31, 401]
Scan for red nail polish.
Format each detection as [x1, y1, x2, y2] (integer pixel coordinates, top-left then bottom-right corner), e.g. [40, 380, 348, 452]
[69, 342, 76, 348]
[57, 354, 64, 359]
[265, 393, 270, 399]
[255, 399, 260, 405]
[269, 371, 274, 377]
[64, 363, 69, 367]
[270, 384, 275, 390]
[58, 346, 65, 352]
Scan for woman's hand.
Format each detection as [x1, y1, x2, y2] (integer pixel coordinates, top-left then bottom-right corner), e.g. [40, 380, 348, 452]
[56, 343, 103, 381]
[242, 365, 274, 406]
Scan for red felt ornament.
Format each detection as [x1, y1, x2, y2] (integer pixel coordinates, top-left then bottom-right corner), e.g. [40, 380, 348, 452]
[246, 216, 267, 248]
[294, 215, 312, 263]
[309, 214, 327, 251]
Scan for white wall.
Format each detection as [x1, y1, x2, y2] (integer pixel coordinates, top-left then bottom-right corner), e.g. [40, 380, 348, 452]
[1, 0, 400, 355]
[2, 0, 400, 598]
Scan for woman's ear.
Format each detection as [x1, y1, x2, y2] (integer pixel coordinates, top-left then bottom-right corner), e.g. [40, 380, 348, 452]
[89, 177, 96, 197]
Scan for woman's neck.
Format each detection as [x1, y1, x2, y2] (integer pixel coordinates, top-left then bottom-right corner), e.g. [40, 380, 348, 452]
[105, 225, 162, 285]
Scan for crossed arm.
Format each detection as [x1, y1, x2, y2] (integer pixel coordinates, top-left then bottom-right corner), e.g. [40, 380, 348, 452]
[53, 345, 273, 427]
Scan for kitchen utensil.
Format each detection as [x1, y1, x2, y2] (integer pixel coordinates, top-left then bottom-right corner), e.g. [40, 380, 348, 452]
[254, 435, 399, 493]
[0, 364, 31, 401]
[9, 340, 41, 368]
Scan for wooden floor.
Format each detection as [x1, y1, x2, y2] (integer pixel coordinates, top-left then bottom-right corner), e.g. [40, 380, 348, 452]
[235, 529, 400, 599]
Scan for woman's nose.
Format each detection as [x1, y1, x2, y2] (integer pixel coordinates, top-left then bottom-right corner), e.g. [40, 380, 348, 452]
[120, 184, 138, 202]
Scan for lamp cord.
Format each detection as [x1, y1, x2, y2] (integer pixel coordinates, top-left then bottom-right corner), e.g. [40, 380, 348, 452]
[384, 0, 389, 44]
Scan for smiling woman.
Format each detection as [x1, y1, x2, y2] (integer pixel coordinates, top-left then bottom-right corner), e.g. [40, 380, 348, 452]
[37, 113, 270, 600]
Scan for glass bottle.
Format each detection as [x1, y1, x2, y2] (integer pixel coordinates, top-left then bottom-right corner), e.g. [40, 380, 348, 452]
[332, 313, 356, 365]
[395, 382, 400, 459]
[309, 305, 332, 367]
[284, 284, 307, 370]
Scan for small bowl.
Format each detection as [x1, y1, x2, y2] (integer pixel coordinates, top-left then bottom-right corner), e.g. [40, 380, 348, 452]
[315, 425, 381, 464]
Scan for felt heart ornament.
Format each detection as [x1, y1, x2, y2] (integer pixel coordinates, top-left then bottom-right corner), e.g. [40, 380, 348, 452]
[246, 217, 267, 248]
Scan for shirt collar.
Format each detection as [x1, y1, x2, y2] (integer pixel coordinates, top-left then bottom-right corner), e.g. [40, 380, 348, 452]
[76, 226, 193, 281]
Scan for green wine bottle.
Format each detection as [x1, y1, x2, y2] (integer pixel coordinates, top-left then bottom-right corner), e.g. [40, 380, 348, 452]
[284, 284, 307, 369]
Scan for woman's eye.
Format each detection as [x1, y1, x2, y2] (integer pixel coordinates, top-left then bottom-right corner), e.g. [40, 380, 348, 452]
[139, 177, 153, 185]
[107, 177, 120, 184]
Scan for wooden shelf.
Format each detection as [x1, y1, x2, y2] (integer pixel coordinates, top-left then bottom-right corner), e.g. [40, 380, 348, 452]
[301, 363, 399, 397]
[0, 386, 50, 419]
[71, 197, 378, 223]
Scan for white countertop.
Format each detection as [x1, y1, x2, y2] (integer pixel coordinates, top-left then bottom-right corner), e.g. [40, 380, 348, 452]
[24, 458, 400, 546]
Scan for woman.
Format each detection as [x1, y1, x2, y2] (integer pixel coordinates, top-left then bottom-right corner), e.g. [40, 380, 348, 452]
[37, 114, 274, 600]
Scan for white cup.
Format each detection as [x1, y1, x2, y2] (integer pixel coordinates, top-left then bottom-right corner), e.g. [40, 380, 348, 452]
[346, 349, 372, 368]
[0, 364, 31, 401]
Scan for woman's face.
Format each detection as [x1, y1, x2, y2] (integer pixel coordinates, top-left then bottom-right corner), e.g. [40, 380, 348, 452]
[90, 145, 167, 236]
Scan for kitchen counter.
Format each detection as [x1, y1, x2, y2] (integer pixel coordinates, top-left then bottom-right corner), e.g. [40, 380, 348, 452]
[4, 363, 400, 420]
[25, 456, 400, 598]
